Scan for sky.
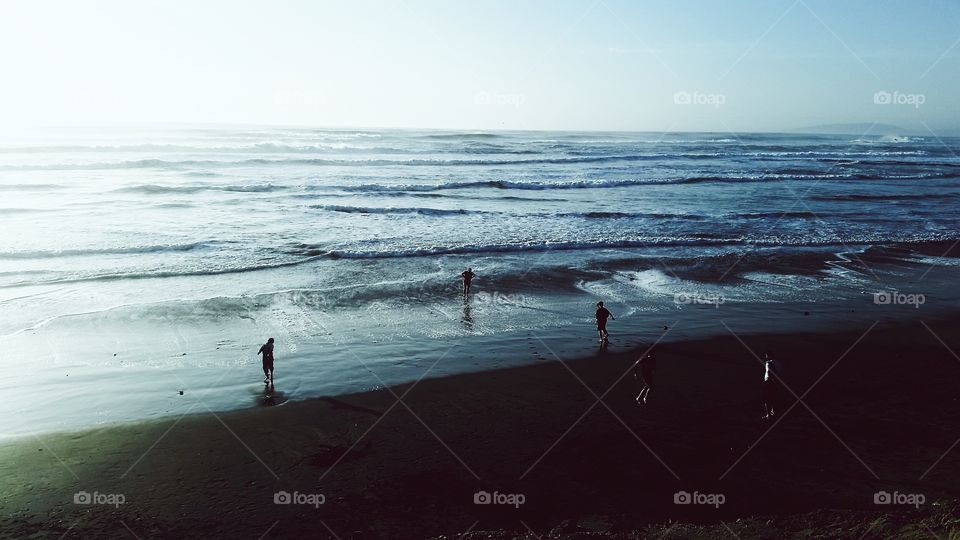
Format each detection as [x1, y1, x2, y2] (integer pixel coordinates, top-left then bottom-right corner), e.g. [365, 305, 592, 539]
[0, 0, 958, 134]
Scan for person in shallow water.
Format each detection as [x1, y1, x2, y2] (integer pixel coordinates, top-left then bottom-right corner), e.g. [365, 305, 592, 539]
[461, 267, 476, 295]
[258, 337, 275, 384]
[633, 348, 657, 404]
[762, 350, 781, 420]
[595, 301, 614, 341]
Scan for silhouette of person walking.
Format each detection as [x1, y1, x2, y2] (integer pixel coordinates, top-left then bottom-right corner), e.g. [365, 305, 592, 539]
[762, 350, 780, 420]
[633, 348, 657, 404]
[258, 337, 275, 385]
[595, 301, 614, 342]
[461, 268, 476, 296]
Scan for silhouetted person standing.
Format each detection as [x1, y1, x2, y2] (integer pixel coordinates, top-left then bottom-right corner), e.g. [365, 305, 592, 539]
[258, 337, 275, 384]
[461, 268, 476, 296]
[633, 348, 657, 404]
[762, 350, 780, 420]
[595, 301, 614, 342]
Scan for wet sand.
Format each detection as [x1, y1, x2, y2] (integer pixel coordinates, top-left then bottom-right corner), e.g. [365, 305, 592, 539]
[2, 316, 960, 538]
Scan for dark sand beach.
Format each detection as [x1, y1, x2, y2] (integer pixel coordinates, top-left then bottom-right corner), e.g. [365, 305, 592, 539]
[3, 316, 959, 539]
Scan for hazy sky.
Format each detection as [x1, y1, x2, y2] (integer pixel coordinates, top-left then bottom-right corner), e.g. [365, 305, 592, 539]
[1, 0, 958, 134]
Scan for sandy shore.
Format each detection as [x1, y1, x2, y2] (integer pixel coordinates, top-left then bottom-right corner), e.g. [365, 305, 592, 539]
[2, 316, 960, 538]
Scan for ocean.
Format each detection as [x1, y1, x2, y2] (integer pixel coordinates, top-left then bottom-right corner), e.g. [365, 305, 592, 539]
[2, 126, 958, 435]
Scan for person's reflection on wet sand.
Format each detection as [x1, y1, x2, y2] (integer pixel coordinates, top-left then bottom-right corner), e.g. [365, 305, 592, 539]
[461, 297, 473, 331]
[257, 384, 286, 407]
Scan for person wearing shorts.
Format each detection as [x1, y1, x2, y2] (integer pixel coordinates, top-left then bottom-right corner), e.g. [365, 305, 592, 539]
[461, 268, 476, 296]
[258, 337, 275, 384]
[595, 301, 614, 342]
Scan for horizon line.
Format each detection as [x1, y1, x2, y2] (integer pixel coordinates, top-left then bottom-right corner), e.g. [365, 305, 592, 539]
[1, 121, 949, 138]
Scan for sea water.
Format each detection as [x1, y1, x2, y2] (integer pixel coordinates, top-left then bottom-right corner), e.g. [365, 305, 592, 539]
[1, 126, 958, 434]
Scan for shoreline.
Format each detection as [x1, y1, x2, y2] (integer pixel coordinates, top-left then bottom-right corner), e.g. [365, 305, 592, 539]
[6, 263, 959, 440]
[3, 313, 960, 538]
